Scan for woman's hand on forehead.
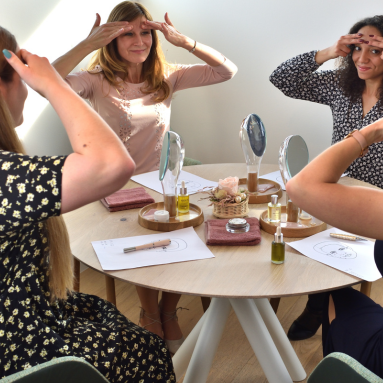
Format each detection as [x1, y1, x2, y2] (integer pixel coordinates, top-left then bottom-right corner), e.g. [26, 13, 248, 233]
[366, 35, 383, 59]
[86, 13, 133, 50]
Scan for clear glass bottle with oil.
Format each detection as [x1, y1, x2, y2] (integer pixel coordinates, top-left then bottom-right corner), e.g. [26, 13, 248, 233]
[271, 226, 285, 264]
[268, 194, 281, 223]
[177, 180, 189, 214]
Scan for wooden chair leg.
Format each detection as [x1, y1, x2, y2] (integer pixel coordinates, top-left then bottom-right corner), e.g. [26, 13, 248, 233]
[360, 281, 372, 297]
[200, 297, 211, 312]
[269, 297, 281, 314]
[73, 257, 80, 292]
[105, 275, 116, 306]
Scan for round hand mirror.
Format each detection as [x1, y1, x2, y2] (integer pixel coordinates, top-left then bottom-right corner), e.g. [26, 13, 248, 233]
[239, 114, 267, 192]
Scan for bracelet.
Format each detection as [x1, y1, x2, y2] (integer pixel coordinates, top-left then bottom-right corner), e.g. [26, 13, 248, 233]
[344, 129, 369, 157]
[189, 40, 197, 53]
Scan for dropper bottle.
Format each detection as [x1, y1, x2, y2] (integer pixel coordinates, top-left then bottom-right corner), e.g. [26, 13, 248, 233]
[271, 226, 285, 264]
[177, 180, 190, 214]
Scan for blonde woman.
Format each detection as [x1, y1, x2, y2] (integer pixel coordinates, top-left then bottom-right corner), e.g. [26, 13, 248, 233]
[0, 27, 174, 381]
[53, 1, 237, 352]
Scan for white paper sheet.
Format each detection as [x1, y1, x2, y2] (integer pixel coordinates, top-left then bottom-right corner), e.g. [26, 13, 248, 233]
[131, 170, 217, 195]
[92, 227, 214, 271]
[261, 171, 349, 191]
[288, 228, 381, 282]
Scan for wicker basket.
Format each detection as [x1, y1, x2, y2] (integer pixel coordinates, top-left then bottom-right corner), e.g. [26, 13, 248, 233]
[212, 197, 249, 218]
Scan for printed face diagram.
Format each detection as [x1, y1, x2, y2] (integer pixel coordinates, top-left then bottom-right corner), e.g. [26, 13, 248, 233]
[154, 238, 187, 252]
[176, 180, 202, 193]
[313, 242, 357, 259]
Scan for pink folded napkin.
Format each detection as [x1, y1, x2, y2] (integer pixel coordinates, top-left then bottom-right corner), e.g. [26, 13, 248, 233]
[205, 217, 262, 246]
[101, 187, 155, 212]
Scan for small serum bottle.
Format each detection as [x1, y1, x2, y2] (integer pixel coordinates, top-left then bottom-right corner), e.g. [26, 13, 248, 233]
[271, 226, 285, 264]
[268, 194, 281, 223]
[177, 180, 189, 214]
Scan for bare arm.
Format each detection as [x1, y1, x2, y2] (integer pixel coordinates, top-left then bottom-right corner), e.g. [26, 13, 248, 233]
[286, 120, 383, 239]
[5, 49, 135, 214]
[52, 14, 131, 78]
[144, 13, 227, 67]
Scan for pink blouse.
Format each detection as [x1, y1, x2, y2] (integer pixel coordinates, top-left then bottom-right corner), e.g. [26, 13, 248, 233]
[66, 60, 237, 174]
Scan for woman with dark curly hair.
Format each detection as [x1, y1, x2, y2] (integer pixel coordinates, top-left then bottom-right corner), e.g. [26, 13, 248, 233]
[270, 15, 383, 342]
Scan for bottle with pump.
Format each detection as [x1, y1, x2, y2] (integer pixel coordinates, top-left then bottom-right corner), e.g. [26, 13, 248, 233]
[271, 226, 285, 264]
[268, 194, 281, 223]
[177, 180, 189, 214]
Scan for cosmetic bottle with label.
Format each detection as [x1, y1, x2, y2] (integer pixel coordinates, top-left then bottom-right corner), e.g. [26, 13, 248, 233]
[268, 194, 281, 223]
[177, 180, 189, 213]
[271, 226, 285, 264]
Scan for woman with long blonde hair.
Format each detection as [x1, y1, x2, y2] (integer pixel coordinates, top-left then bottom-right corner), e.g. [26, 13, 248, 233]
[0, 26, 174, 381]
[53, 1, 237, 352]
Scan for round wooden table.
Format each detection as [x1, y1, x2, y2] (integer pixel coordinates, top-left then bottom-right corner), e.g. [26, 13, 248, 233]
[63, 163, 375, 383]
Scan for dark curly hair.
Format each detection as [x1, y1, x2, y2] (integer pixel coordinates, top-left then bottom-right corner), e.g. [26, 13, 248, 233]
[337, 15, 383, 104]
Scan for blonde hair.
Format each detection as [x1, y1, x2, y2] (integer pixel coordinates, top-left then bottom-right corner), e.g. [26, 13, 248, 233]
[0, 26, 73, 301]
[88, 1, 170, 103]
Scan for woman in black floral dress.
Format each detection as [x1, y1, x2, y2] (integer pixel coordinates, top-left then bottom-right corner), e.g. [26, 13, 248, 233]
[270, 16, 383, 342]
[0, 27, 175, 382]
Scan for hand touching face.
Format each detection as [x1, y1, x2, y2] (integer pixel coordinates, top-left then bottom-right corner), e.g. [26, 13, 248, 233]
[353, 26, 383, 82]
[115, 16, 152, 65]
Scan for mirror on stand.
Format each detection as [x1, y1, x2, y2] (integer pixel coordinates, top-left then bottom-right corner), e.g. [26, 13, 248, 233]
[279, 135, 310, 222]
[239, 114, 267, 192]
[159, 131, 185, 217]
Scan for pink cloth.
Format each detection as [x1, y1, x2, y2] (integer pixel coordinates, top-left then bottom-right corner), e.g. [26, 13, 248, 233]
[205, 217, 262, 246]
[101, 187, 154, 212]
[66, 61, 237, 175]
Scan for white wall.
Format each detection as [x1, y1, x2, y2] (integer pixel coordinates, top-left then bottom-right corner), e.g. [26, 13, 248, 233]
[2, 0, 383, 163]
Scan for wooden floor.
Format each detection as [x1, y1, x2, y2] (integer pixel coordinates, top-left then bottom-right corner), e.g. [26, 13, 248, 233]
[80, 268, 383, 382]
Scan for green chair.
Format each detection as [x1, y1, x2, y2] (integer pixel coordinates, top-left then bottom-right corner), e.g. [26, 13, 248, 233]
[183, 157, 202, 166]
[0, 356, 109, 383]
[308, 352, 383, 383]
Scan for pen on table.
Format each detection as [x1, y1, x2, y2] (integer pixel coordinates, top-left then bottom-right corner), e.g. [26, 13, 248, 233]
[123, 239, 171, 253]
[330, 233, 367, 241]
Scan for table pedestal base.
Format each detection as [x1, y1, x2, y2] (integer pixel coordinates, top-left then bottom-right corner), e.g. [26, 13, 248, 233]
[173, 297, 306, 383]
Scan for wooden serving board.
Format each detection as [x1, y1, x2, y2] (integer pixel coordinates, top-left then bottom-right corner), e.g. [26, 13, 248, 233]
[239, 178, 282, 204]
[260, 206, 327, 238]
[138, 202, 204, 232]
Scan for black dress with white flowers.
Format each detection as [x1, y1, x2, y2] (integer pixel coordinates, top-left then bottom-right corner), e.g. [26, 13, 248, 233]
[0, 151, 175, 382]
[270, 51, 383, 189]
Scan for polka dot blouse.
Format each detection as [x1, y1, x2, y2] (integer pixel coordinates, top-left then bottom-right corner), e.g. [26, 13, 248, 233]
[270, 51, 383, 189]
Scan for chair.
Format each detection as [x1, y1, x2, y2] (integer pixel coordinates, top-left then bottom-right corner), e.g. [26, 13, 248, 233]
[307, 352, 383, 383]
[0, 356, 109, 383]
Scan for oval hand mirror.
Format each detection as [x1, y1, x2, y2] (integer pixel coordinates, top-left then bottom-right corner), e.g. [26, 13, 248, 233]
[239, 114, 267, 192]
[278, 135, 309, 186]
[159, 131, 185, 217]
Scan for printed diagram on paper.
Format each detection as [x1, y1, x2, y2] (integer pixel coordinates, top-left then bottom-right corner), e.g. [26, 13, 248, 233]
[288, 228, 381, 281]
[314, 242, 357, 259]
[92, 227, 214, 270]
[131, 170, 217, 195]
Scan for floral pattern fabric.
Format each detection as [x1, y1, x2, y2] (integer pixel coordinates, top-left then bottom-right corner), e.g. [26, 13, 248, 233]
[0, 151, 174, 382]
[270, 51, 383, 189]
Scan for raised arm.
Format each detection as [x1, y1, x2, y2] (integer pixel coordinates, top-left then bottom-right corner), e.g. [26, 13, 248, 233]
[4, 48, 135, 214]
[144, 13, 233, 67]
[52, 14, 132, 78]
[286, 120, 383, 240]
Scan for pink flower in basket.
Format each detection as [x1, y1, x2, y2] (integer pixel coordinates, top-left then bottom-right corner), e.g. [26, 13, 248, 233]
[218, 176, 239, 196]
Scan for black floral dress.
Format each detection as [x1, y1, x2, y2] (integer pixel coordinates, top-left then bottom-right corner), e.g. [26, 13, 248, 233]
[0, 151, 175, 382]
[270, 51, 383, 189]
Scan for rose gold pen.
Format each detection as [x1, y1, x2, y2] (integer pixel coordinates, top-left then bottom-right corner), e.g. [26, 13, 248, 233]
[330, 233, 367, 241]
[123, 239, 171, 253]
